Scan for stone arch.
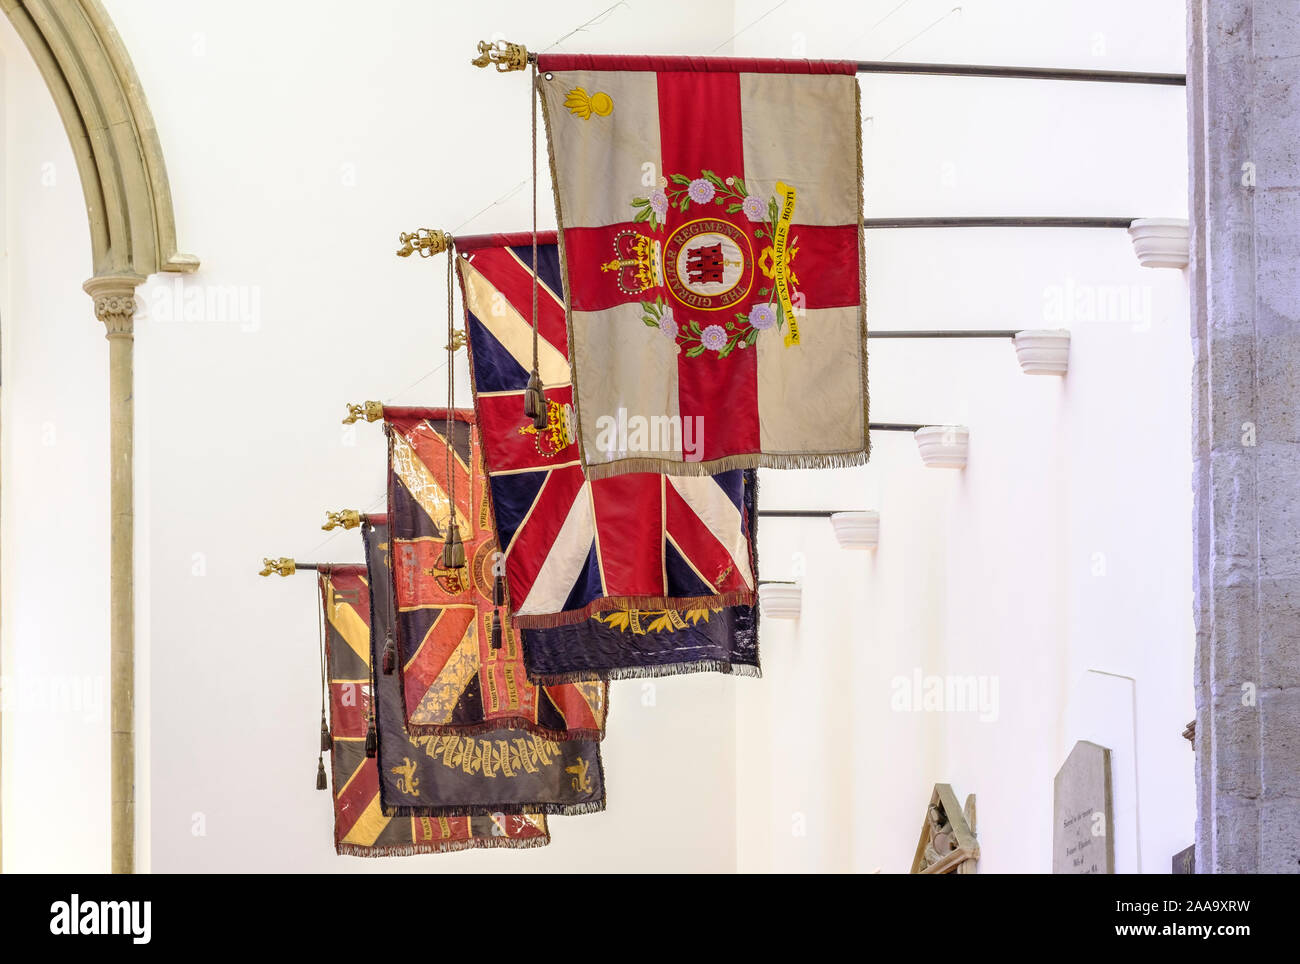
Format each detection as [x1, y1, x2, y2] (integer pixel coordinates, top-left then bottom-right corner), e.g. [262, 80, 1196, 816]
[2, 0, 197, 277]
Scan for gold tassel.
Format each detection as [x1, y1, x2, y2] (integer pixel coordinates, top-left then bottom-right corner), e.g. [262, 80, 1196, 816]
[440, 522, 466, 569]
[489, 611, 503, 650]
[493, 573, 507, 607]
[364, 717, 378, 758]
[319, 711, 332, 753]
[316, 755, 328, 791]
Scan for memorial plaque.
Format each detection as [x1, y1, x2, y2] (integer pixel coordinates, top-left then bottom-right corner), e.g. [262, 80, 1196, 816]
[1053, 740, 1114, 874]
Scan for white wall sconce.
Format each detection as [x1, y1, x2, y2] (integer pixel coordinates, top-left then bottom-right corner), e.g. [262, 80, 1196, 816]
[914, 425, 969, 469]
[1013, 329, 1070, 375]
[830, 511, 880, 549]
[758, 581, 802, 620]
[1127, 218, 1189, 269]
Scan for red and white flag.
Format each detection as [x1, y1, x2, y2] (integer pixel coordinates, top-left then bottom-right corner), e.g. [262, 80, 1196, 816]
[538, 54, 868, 478]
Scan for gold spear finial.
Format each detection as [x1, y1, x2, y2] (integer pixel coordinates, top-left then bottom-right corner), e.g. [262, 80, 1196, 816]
[471, 39, 529, 72]
[342, 401, 384, 425]
[396, 228, 452, 259]
[322, 509, 362, 532]
[446, 329, 468, 352]
[259, 557, 296, 577]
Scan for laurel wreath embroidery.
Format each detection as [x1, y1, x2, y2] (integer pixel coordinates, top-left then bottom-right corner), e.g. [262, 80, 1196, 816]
[593, 607, 720, 635]
[631, 170, 799, 359]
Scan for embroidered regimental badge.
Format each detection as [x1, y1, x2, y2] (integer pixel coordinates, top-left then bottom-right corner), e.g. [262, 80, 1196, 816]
[627, 170, 803, 358]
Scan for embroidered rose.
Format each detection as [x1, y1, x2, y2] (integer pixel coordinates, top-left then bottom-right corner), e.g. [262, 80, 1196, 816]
[700, 324, 728, 351]
[658, 307, 678, 339]
[688, 178, 716, 204]
[742, 195, 766, 222]
[649, 189, 669, 218]
[749, 303, 777, 331]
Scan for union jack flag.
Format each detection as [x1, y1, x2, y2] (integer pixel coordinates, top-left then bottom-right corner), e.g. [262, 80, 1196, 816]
[383, 407, 609, 738]
[456, 232, 758, 629]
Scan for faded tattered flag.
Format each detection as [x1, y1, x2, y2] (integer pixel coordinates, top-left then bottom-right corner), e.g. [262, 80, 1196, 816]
[537, 54, 868, 478]
[382, 410, 610, 735]
[363, 519, 605, 817]
[318, 565, 551, 855]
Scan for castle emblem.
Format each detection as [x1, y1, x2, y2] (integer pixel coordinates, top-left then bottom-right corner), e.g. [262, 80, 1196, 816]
[663, 218, 753, 312]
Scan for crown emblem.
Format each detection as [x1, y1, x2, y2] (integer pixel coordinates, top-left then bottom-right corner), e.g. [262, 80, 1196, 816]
[600, 229, 663, 296]
[518, 398, 575, 457]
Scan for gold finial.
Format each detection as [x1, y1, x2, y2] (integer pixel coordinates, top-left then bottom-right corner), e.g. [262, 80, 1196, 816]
[322, 510, 362, 532]
[471, 39, 529, 72]
[259, 557, 296, 577]
[342, 400, 384, 425]
[446, 329, 468, 352]
[396, 228, 452, 259]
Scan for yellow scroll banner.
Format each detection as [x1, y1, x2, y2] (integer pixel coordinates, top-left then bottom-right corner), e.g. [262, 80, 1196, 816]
[772, 181, 800, 346]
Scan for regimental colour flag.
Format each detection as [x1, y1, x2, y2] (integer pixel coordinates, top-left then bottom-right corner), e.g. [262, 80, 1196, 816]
[363, 520, 606, 817]
[383, 407, 609, 737]
[456, 233, 758, 628]
[538, 54, 868, 478]
[319, 565, 551, 855]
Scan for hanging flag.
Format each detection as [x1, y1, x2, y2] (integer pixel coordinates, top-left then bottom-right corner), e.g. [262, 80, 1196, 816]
[455, 234, 758, 630]
[390, 396, 760, 679]
[381, 420, 609, 735]
[319, 565, 552, 855]
[536, 55, 868, 478]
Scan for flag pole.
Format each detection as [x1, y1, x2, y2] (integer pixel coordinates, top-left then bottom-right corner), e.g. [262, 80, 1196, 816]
[471, 40, 1185, 86]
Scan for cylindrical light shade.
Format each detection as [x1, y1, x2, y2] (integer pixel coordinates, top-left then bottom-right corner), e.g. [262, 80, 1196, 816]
[914, 425, 970, 469]
[758, 582, 802, 620]
[1014, 329, 1070, 375]
[830, 511, 880, 549]
[1127, 218, 1189, 269]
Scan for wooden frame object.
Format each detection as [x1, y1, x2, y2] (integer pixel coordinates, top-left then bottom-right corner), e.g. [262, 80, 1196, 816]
[909, 784, 979, 874]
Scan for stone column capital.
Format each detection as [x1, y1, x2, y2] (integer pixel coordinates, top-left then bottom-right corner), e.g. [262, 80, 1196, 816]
[84, 273, 146, 340]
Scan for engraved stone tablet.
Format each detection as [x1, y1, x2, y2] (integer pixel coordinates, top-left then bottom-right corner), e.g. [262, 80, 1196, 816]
[1053, 740, 1114, 874]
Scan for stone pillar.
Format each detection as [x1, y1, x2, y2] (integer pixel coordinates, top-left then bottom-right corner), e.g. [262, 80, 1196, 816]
[1189, 0, 1300, 874]
[83, 274, 144, 875]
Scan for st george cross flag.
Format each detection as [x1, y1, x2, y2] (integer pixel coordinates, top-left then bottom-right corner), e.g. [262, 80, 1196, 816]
[319, 566, 551, 855]
[364, 521, 606, 817]
[383, 408, 609, 738]
[456, 233, 758, 629]
[537, 55, 868, 478]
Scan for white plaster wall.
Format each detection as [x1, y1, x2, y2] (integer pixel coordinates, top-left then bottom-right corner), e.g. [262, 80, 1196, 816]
[0, 0, 1192, 873]
[0, 25, 110, 872]
[733, 0, 1194, 873]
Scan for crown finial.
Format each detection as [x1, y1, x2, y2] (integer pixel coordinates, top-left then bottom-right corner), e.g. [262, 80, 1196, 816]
[322, 510, 362, 532]
[396, 228, 452, 258]
[471, 40, 529, 72]
[342, 401, 384, 425]
[259, 557, 296, 577]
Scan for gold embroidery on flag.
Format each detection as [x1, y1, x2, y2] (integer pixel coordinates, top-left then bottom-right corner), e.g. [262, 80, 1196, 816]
[772, 181, 800, 346]
[564, 87, 613, 119]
